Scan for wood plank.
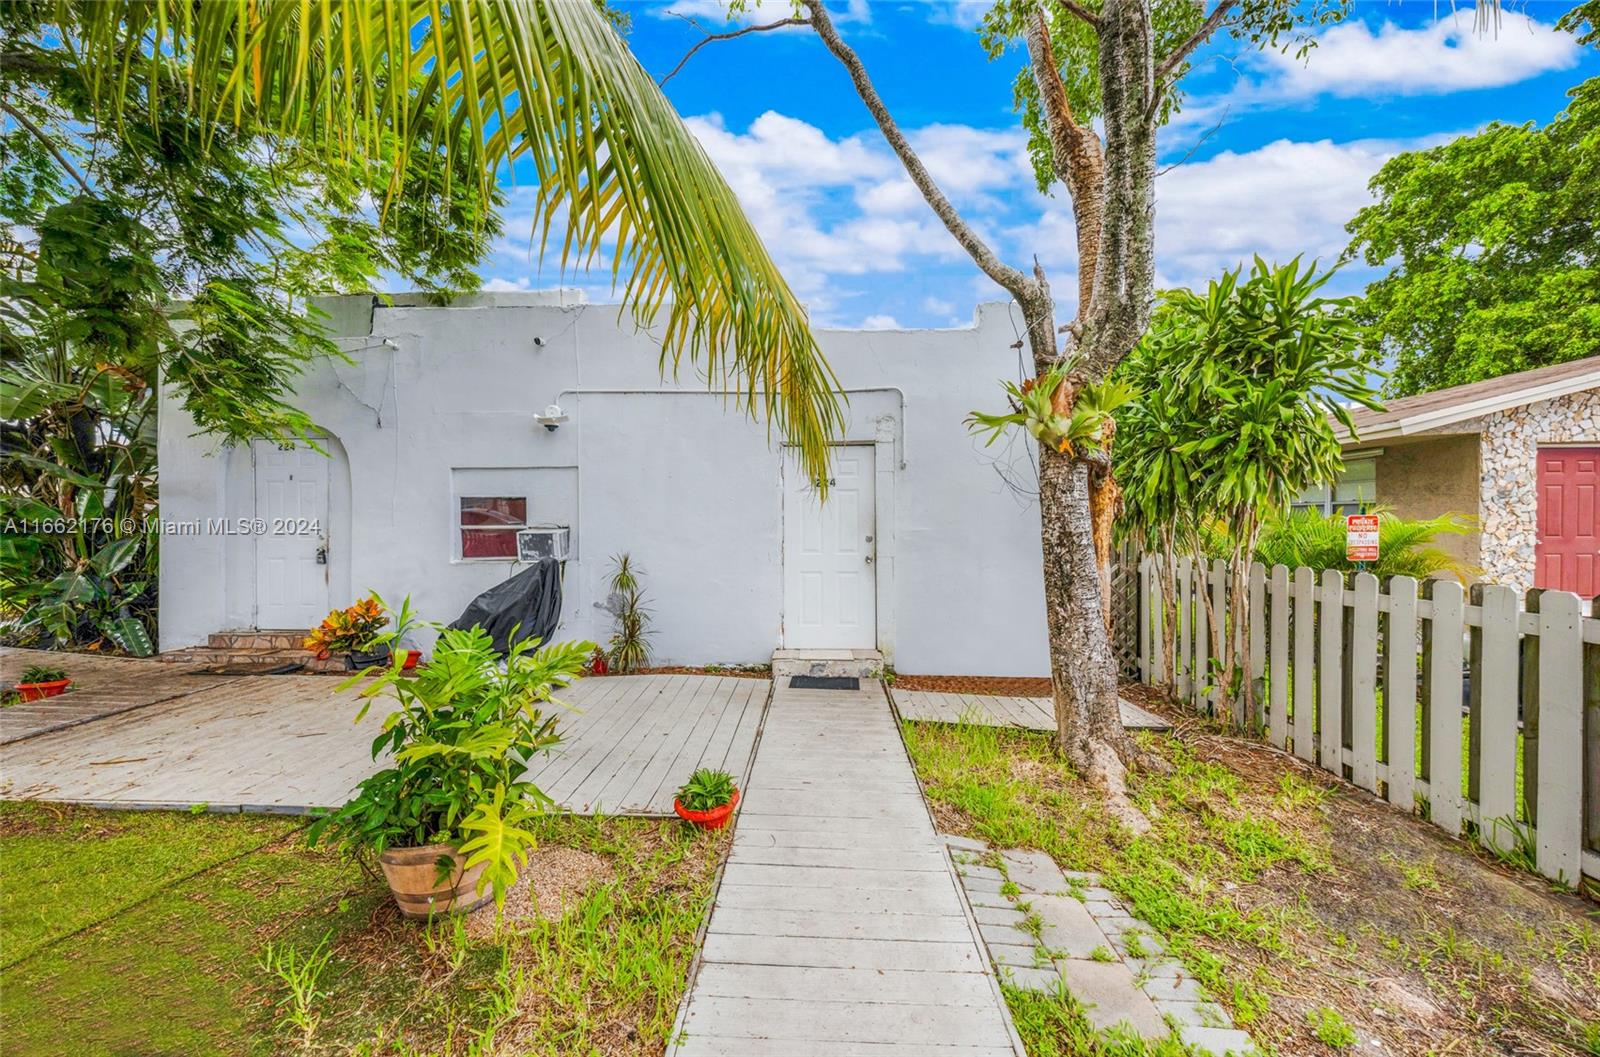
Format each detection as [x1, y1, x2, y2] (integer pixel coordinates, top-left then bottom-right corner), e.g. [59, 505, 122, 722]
[1178, 555, 1192, 703]
[1385, 576, 1419, 812]
[1269, 564, 1290, 750]
[700, 934, 985, 973]
[1349, 572, 1380, 793]
[1249, 561, 1267, 730]
[688, 963, 995, 1005]
[679, 995, 1008, 1046]
[706, 908, 979, 943]
[1292, 566, 1317, 762]
[1534, 589, 1584, 882]
[1472, 584, 1520, 853]
[1424, 580, 1466, 836]
[1318, 568, 1345, 774]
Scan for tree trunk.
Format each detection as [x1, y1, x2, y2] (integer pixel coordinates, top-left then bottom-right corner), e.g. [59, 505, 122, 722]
[1037, 437, 1147, 833]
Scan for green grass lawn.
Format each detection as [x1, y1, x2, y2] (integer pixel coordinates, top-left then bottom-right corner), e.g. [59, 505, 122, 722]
[0, 802, 725, 1056]
[903, 715, 1600, 1057]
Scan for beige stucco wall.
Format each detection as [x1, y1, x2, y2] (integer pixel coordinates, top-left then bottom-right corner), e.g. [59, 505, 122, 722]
[1478, 390, 1600, 593]
[1357, 434, 1483, 573]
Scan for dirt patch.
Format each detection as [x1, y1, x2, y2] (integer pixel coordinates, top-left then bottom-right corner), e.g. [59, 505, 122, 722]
[465, 846, 613, 938]
[896, 673, 1051, 696]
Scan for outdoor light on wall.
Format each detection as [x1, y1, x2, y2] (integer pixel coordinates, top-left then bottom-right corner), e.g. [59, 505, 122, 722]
[535, 404, 569, 432]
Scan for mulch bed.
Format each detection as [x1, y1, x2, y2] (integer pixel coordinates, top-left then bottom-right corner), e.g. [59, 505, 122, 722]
[611, 666, 769, 679]
[893, 674, 1051, 696]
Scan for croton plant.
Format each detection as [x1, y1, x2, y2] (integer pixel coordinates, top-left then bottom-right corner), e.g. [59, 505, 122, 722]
[304, 596, 388, 659]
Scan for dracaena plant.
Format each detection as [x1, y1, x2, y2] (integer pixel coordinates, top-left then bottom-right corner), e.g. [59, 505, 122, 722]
[307, 621, 595, 908]
[676, 768, 737, 812]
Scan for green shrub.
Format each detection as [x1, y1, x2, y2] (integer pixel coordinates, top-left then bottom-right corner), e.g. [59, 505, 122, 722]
[1307, 1006, 1358, 1048]
[1247, 507, 1474, 580]
[307, 622, 594, 906]
[19, 664, 69, 683]
[675, 768, 736, 812]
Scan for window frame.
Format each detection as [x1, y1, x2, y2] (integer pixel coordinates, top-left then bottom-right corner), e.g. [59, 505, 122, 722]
[457, 495, 529, 561]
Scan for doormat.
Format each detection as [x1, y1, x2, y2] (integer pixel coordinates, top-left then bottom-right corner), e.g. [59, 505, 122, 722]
[789, 676, 860, 690]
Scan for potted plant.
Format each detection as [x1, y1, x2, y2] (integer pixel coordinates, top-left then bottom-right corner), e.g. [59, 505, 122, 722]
[14, 664, 72, 701]
[366, 594, 423, 670]
[674, 768, 740, 830]
[303, 595, 391, 669]
[307, 620, 594, 918]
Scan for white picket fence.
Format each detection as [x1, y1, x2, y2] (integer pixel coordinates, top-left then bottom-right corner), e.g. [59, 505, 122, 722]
[1136, 555, 1599, 887]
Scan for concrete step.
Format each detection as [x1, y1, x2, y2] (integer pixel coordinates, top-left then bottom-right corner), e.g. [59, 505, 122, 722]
[206, 629, 305, 651]
[158, 646, 346, 673]
[771, 649, 886, 682]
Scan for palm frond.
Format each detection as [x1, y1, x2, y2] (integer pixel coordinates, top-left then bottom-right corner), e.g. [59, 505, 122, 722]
[66, 0, 844, 485]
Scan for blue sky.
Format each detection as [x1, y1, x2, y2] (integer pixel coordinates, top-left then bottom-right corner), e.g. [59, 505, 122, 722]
[481, 1, 1600, 330]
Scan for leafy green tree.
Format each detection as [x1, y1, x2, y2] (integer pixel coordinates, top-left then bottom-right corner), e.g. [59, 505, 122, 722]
[0, 0, 502, 650]
[1344, 7, 1599, 396]
[1250, 508, 1474, 581]
[1114, 257, 1381, 719]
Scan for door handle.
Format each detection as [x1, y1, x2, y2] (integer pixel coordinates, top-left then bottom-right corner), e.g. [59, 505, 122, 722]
[315, 545, 328, 565]
[865, 556, 873, 565]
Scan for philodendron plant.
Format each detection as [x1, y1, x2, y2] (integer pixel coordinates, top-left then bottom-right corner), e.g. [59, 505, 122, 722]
[307, 622, 594, 907]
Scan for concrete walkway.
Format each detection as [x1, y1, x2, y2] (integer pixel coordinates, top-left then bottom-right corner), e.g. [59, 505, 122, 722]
[670, 683, 1022, 1057]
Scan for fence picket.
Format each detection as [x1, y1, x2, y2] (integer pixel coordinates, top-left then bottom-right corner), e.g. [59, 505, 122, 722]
[1249, 563, 1267, 732]
[1210, 560, 1227, 716]
[1534, 589, 1583, 883]
[1178, 556, 1192, 703]
[1385, 576, 1419, 811]
[1128, 551, 1595, 888]
[1292, 567, 1316, 761]
[1350, 573, 1380, 793]
[1269, 564, 1290, 750]
[1423, 579, 1465, 837]
[1472, 584, 1521, 854]
[1138, 557, 1151, 685]
[1319, 568, 1344, 775]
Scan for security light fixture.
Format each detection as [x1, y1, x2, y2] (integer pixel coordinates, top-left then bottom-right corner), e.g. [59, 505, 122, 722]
[535, 404, 569, 432]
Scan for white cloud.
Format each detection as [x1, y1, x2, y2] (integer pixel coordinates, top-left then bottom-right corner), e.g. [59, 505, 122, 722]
[924, 1, 990, 31]
[860, 314, 903, 329]
[1257, 11, 1579, 97]
[1025, 134, 1450, 306]
[922, 295, 955, 316]
[682, 110, 1030, 318]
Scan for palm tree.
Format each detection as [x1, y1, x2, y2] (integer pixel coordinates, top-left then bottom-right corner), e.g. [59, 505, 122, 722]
[57, 0, 843, 486]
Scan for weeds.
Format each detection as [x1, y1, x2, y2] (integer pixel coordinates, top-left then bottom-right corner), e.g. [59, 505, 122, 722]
[259, 931, 335, 1042]
[1306, 1006, 1356, 1047]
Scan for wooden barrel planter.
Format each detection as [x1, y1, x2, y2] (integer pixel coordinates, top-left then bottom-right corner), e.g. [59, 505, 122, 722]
[377, 844, 491, 920]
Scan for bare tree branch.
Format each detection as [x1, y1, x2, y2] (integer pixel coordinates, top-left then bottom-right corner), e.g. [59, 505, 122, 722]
[658, 14, 808, 86]
[801, 0, 1035, 301]
[1054, 0, 1102, 28]
[1, 100, 92, 195]
[1154, 0, 1236, 82]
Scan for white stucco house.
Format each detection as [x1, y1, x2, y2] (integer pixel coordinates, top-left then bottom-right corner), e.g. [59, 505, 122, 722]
[157, 292, 1051, 676]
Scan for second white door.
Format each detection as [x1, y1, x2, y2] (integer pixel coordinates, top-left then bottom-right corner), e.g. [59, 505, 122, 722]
[783, 446, 876, 649]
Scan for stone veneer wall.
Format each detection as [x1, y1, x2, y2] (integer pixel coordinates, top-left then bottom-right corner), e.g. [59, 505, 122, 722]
[1478, 389, 1600, 593]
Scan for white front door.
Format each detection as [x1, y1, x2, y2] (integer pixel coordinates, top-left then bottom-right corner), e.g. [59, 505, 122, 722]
[253, 441, 330, 629]
[783, 446, 876, 649]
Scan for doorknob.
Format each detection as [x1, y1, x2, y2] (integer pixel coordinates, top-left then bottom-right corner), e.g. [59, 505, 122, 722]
[865, 556, 873, 565]
[315, 545, 328, 566]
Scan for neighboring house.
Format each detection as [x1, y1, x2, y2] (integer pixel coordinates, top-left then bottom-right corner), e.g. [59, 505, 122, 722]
[1316, 356, 1600, 595]
[158, 292, 1051, 675]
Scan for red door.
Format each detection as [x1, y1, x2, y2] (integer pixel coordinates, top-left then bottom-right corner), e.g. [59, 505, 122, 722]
[1535, 446, 1600, 597]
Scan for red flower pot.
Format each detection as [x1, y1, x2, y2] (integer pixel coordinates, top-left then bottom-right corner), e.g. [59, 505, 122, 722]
[400, 650, 421, 670]
[674, 789, 740, 830]
[15, 679, 71, 702]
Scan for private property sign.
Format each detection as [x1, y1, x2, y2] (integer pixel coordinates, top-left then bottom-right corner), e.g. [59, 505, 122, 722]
[1346, 513, 1380, 563]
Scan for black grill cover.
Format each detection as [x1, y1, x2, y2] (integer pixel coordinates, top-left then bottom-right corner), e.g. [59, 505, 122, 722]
[447, 558, 563, 654]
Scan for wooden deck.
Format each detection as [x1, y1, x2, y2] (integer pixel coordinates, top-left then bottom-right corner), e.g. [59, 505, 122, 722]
[892, 688, 1170, 732]
[0, 648, 234, 745]
[0, 672, 768, 817]
[669, 682, 1022, 1056]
